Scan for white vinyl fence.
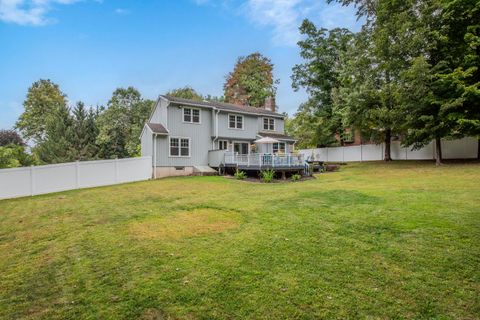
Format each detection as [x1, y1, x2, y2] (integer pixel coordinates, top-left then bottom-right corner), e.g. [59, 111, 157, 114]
[0, 156, 152, 200]
[299, 137, 478, 162]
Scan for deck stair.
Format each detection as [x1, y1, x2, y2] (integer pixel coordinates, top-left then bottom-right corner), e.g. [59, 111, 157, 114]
[193, 166, 218, 176]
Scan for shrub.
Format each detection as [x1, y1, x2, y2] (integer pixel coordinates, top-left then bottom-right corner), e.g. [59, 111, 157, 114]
[260, 169, 275, 183]
[234, 169, 247, 180]
[291, 173, 301, 181]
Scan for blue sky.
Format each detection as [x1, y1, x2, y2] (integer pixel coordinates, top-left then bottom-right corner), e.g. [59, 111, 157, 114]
[0, 0, 362, 130]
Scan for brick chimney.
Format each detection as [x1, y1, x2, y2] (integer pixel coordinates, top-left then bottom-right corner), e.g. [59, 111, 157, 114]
[264, 96, 276, 112]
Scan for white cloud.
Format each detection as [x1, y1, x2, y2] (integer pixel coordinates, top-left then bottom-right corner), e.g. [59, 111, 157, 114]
[194, 0, 361, 46]
[0, 0, 82, 26]
[114, 8, 129, 15]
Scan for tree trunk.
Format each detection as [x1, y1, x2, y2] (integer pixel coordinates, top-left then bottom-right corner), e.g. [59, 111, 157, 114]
[384, 129, 392, 161]
[435, 136, 442, 166]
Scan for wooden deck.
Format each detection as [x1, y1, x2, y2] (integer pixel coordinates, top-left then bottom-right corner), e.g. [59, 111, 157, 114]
[222, 152, 307, 172]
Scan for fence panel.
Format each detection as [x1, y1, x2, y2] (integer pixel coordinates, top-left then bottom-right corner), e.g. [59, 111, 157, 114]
[442, 137, 477, 159]
[0, 167, 31, 199]
[361, 144, 383, 161]
[300, 137, 477, 163]
[78, 160, 117, 188]
[117, 157, 152, 183]
[344, 146, 362, 162]
[407, 141, 434, 160]
[327, 147, 343, 162]
[391, 141, 408, 160]
[0, 156, 152, 200]
[34, 163, 77, 195]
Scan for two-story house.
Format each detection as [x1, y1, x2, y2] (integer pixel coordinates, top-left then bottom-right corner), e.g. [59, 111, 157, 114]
[141, 95, 304, 178]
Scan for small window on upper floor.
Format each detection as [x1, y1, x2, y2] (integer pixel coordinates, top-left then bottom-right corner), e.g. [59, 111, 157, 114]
[229, 114, 243, 129]
[263, 118, 275, 131]
[183, 107, 200, 124]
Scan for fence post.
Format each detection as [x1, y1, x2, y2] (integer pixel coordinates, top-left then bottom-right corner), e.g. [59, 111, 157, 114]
[75, 161, 80, 188]
[360, 144, 363, 162]
[30, 165, 35, 196]
[114, 157, 119, 183]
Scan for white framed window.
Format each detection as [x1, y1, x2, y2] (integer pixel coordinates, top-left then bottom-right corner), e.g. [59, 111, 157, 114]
[273, 142, 286, 154]
[263, 117, 275, 131]
[228, 114, 243, 129]
[218, 140, 228, 150]
[183, 107, 200, 124]
[169, 137, 190, 157]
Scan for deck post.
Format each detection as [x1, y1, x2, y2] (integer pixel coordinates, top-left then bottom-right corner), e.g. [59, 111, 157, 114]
[259, 153, 262, 169]
[247, 154, 250, 167]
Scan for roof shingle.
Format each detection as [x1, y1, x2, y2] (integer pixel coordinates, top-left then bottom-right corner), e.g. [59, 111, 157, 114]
[147, 122, 169, 134]
[161, 95, 284, 117]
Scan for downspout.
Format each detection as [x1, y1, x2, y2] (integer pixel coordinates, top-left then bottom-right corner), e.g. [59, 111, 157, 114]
[212, 108, 220, 149]
[153, 133, 157, 179]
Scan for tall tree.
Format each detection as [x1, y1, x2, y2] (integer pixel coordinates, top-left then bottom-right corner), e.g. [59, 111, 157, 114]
[166, 87, 204, 101]
[291, 21, 353, 147]
[96, 87, 154, 158]
[16, 79, 67, 142]
[398, 0, 480, 164]
[224, 52, 278, 108]
[71, 102, 99, 160]
[34, 104, 76, 164]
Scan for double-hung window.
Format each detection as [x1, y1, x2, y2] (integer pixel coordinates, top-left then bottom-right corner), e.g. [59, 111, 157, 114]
[229, 114, 243, 129]
[273, 142, 286, 154]
[263, 118, 275, 131]
[218, 140, 228, 150]
[183, 107, 200, 123]
[170, 137, 190, 157]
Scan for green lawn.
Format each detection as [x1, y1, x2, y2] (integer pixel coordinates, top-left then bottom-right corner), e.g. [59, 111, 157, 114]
[1, 162, 479, 319]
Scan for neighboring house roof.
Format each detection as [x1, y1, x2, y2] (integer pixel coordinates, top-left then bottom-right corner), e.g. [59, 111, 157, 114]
[161, 95, 285, 118]
[257, 131, 296, 141]
[147, 122, 169, 134]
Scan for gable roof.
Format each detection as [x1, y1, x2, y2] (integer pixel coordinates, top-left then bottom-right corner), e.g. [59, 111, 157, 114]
[147, 122, 169, 134]
[160, 95, 285, 118]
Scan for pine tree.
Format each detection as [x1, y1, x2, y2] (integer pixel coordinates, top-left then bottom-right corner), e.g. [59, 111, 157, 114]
[34, 104, 75, 164]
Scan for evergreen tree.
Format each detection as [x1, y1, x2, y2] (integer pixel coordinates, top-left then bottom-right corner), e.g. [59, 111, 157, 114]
[71, 102, 99, 160]
[34, 104, 75, 164]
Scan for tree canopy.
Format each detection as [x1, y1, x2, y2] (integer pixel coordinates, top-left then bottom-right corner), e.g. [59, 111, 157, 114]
[224, 52, 278, 108]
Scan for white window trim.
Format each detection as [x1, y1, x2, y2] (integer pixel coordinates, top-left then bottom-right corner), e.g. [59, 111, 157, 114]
[169, 136, 191, 158]
[233, 141, 250, 154]
[273, 142, 286, 154]
[182, 107, 201, 124]
[218, 139, 229, 150]
[263, 117, 275, 131]
[228, 113, 244, 130]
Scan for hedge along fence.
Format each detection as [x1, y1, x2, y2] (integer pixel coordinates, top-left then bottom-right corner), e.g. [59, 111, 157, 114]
[0, 156, 152, 200]
[299, 137, 478, 162]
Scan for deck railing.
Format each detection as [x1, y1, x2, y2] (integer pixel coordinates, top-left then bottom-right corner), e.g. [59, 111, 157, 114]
[224, 152, 305, 168]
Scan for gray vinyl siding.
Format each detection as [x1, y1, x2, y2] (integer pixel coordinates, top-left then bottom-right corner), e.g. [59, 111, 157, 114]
[257, 117, 285, 133]
[154, 106, 213, 166]
[140, 126, 153, 158]
[217, 112, 258, 140]
[150, 98, 168, 125]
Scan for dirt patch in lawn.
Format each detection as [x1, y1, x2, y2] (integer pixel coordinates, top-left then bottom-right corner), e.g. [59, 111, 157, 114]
[129, 208, 241, 240]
